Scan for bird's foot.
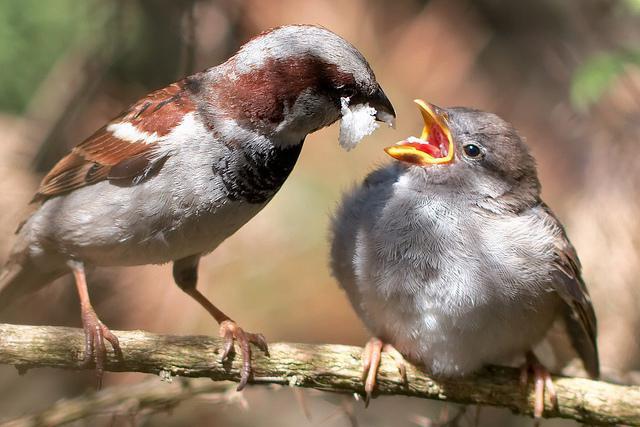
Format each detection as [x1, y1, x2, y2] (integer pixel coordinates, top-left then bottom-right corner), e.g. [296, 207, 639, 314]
[80, 306, 122, 389]
[520, 352, 557, 420]
[361, 337, 407, 406]
[219, 320, 269, 391]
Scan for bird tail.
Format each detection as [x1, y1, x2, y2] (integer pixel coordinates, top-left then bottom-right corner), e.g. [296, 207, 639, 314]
[0, 256, 63, 313]
[0, 260, 26, 313]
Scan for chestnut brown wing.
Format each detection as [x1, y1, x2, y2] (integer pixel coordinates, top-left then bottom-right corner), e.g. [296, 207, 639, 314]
[34, 81, 195, 201]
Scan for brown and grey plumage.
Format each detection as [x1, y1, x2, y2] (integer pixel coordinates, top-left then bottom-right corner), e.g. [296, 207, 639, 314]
[0, 25, 395, 389]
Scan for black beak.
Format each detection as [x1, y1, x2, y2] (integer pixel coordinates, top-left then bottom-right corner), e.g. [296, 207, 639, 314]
[370, 85, 396, 128]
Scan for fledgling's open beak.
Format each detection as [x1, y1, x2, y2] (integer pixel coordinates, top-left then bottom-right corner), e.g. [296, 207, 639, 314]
[384, 99, 454, 165]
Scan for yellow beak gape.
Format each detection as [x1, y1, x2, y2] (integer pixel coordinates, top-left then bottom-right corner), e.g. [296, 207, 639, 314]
[384, 99, 454, 166]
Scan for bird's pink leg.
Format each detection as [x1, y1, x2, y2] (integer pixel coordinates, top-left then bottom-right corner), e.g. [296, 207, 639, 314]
[183, 287, 268, 391]
[361, 337, 407, 406]
[70, 261, 122, 389]
[520, 351, 558, 419]
[173, 256, 268, 390]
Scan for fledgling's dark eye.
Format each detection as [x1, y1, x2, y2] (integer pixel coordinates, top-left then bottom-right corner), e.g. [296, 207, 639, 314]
[463, 144, 482, 158]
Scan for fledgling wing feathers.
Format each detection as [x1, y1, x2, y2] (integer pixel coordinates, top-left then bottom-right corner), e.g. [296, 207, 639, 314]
[34, 81, 195, 201]
[542, 203, 599, 378]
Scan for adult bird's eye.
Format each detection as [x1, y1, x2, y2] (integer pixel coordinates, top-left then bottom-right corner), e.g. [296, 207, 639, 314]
[340, 85, 355, 98]
[463, 144, 482, 158]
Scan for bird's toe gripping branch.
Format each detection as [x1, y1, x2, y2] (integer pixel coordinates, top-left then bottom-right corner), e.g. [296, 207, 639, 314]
[520, 352, 558, 420]
[361, 337, 408, 406]
[219, 320, 269, 391]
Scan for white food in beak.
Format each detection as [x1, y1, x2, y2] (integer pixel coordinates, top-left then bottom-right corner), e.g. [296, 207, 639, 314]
[377, 111, 396, 129]
[338, 97, 379, 151]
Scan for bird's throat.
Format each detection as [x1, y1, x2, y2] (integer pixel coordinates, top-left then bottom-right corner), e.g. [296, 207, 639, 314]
[214, 139, 304, 204]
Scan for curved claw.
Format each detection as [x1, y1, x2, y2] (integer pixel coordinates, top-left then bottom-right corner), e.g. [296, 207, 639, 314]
[218, 320, 269, 391]
[362, 338, 383, 406]
[81, 324, 95, 367]
[103, 328, 123, 359]
[361, 338, 407, 407]
[249, 332, 269, 355]
[520, 352, 558, 419]
[383, 343, 407, 385]
[80, 308, 122, 389]
[221, 328, 236, 361]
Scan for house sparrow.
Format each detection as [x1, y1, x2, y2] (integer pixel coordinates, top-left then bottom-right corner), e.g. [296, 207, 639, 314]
[0, 24, 395, 389]
[330, 100, 598, 418]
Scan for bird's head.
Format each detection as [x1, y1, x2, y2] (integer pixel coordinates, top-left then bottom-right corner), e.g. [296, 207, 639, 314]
[208, 25, 395, 145]
[385, 100, 540, 210]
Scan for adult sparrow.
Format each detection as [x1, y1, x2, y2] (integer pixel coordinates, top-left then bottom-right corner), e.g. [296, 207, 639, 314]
[330, 100, 597, 418]
[0, 24, 395, 389]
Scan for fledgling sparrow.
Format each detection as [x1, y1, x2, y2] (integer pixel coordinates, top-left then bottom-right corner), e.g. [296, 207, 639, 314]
[330, 100, 598, 418]
[0, 24, 395, 389]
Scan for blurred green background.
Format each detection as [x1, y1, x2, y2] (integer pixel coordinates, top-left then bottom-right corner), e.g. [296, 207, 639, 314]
[0, 0, 639, 426]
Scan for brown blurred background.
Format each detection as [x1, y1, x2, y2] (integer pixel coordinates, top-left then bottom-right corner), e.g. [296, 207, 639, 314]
[0, 0, 639, 425]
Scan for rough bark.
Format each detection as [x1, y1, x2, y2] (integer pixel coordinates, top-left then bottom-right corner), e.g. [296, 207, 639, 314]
[1, 323, 639, 426]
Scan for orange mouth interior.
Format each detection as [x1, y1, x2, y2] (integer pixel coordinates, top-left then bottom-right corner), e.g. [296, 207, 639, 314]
[384, 99, 454, 165]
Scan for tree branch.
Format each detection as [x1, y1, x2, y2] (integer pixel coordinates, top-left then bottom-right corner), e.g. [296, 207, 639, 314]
[1, 323, 638, 426]
[2, 379, 243, 427]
